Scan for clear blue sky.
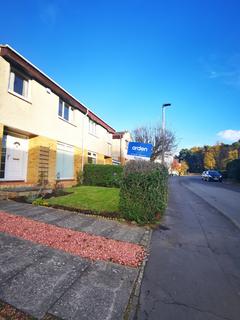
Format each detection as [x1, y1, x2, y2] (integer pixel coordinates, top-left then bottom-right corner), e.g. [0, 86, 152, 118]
[1, 0, 240, 151]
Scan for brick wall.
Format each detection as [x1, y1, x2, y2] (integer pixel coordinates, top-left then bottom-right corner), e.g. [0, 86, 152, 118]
[104, 157, 113, 165]
[74, 146, 83, 183]
[27, 136, 57, 185]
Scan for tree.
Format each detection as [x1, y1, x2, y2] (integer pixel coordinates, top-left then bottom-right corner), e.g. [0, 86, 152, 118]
[131, 124, 177, 161]
[171, 158, 181, 173]
[177, 140, 240, 173]
[178, 148, 204, 173]
[179, 161, 189, 175]
[204, 151, 216, 169]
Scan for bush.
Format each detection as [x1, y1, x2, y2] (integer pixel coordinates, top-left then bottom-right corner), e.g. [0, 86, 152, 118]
[119, 160, 168, 224]
[226, 159, 240, 181]
[32, 197, 49, 206]
[83, 164, 123, 187]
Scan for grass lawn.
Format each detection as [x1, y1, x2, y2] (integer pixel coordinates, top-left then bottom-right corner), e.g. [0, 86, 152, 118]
[47, 186, 120, 213]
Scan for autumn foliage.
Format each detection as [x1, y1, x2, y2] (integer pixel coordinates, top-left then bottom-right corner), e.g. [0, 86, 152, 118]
[177, 141, 240, 173]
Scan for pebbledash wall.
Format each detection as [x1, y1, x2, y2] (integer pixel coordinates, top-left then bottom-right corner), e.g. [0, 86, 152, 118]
[0, 45, 126, 187]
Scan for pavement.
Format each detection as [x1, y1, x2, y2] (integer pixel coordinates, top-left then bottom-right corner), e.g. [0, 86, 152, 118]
[135, 176, 240, 320]
[0, 200, 151, 320]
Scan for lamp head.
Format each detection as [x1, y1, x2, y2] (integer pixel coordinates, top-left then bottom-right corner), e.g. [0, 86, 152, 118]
[162, 103, 171, 107]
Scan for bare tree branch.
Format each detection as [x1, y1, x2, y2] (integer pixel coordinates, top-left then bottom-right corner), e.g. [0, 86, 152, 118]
[131, 124, 177, 161]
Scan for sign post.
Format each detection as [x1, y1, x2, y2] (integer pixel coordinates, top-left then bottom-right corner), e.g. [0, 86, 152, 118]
[127, 142, 153, 160]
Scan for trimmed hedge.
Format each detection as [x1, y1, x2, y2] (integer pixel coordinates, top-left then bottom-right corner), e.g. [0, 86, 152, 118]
[119, 160, 168, 224]
[226, 159, 240, 181]
[83, 164, 123, 187]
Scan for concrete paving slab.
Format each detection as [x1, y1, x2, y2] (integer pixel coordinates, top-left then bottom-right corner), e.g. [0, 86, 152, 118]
[0, 201, 47, 217]
[0, 201, 74, 222]
[30, 209, 72, 223]
[79, 218, 122, 237]
[110, 227, 145, 244]
[0, 245, 90, 319]
[54, 213, 96, 230]
[0, 233, 46, 283]
[0, 200, 31, 211]
[49, 261, 138, 320]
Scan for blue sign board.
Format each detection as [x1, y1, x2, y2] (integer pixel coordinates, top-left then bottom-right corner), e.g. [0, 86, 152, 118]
[127, 142, 153, 158]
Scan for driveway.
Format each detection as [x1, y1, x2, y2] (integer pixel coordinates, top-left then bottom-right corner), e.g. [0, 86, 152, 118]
[0, 200, 150, 320]
[136, 176, 240, 320]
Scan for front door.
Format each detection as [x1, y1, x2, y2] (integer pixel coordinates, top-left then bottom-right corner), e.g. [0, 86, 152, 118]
[4, 135, 28, 181]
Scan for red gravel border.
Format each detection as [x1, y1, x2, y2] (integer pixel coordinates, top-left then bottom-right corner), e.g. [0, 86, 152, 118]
[0, 211, 145, 268]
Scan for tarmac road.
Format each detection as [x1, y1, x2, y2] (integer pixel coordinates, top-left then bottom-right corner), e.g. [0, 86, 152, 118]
[135, 176, 240, 320]
[181, 176, 240, 229]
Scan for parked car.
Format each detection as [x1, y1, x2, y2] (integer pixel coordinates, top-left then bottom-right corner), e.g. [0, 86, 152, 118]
[202, 170, 223, 182]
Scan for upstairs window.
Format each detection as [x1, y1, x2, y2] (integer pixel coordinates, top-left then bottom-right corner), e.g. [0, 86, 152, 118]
[89, 119, 97, 135]
[9, 70, 29, 99]
[107, 143, 112, 156]
[58, 99, 74, 123]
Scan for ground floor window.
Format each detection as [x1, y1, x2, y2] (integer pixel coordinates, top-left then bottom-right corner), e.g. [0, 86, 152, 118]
[112, 159, 121, 165]
[56, 143, 74, 179]
[88, 151, 97, 164]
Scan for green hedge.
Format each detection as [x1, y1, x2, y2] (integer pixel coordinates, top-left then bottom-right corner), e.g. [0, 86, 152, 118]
[119, 160, 168, 224]
[226, 159, 240, 181]
[83, 164, 123, 187]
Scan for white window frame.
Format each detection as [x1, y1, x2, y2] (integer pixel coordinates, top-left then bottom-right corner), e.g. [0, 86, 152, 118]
[107, 143, 112, 156]
[8, 69, 30, 101]
[88, 119, 97, 136]
[58, 99, 74, 124]
[56, 142, 74, 180]
[87, 151, 97, 164]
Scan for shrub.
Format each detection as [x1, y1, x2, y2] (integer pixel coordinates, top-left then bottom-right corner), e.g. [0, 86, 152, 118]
[119, 160, 168, 224]
[83, 164, 123, 187]
[226, 159, 240, 181]
[32, 197, 49, 206]
[25, 193, 39, 204]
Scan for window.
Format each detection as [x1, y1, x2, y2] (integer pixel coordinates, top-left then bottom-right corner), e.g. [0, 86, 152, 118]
[89, 119, 97, 135]
[113, 159, 120, 165]
[107, 143, 112, 156]
[56, 143, 74, 179]
[58, 99, 74, 123]
[88, 151, 97, 164]
[9, 70, 29, 98]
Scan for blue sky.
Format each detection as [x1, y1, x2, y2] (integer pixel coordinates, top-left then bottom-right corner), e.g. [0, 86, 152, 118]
[1, 0, 240, 151]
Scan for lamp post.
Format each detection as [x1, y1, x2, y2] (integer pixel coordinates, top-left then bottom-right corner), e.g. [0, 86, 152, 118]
[161, 103, 171, 164]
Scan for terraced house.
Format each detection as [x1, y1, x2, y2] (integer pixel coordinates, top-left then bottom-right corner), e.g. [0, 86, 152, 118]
[0, 45, 128, 188]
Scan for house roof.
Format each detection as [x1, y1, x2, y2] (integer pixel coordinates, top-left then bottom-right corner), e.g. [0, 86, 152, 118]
[113, 131, 129, 139]
[0, 45, 115, 134]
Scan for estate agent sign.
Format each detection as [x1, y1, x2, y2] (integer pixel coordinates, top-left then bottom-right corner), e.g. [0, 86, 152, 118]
[127, 142, 153, 160]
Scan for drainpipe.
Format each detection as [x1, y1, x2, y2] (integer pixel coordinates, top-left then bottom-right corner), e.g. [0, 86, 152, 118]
[120, 137, 122, 165]
[81, 109, 89, 172]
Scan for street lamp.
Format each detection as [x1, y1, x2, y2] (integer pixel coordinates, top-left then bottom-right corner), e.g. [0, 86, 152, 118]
[162, 103, 171, 164]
